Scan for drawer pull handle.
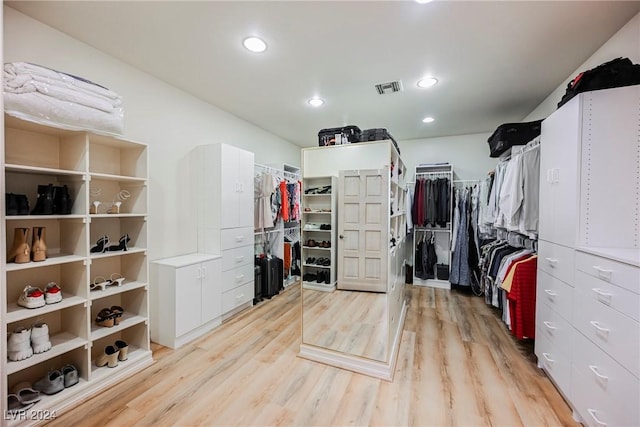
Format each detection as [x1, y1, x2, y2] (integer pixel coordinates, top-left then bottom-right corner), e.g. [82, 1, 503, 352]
[543, 321, 557, 330]
[589, 365, 609, 382]
[593, 266, 613, 280]
[590, 321, 610, 334]
[235, 256, 245, 263]
[587, 409, 607, 427]
[236, 293, 244, 300]
[592, 288, 612, 304]
[544, 289, 557, 297]
[542, 353, 555, 363]
[235, 236, 245, 242]
[235, 274, 245, 282]
[545, 257, 558, 266]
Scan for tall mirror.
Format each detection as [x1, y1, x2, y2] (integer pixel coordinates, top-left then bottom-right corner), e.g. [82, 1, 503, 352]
[299, 143, 407, 380]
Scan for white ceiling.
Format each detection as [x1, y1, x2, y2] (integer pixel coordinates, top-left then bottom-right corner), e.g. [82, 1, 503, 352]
[6, 1, 640, 147]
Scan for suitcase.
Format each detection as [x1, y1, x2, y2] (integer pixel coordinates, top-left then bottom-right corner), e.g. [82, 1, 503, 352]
[259, 256, 282, 299]
[318, 125, 361, 146]
[558, 57, 640, 108]
[360, 128, 400, 154]
[487, 120, 542, 158]
[253, 264, 263, 304]
[275, 256, 284, 291]
[437, 264, 450, 281]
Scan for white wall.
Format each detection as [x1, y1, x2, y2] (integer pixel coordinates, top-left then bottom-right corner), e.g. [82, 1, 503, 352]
[525, 11, 640, 121]
[398, 133, 497, 181]
[3, 6, 301, 259]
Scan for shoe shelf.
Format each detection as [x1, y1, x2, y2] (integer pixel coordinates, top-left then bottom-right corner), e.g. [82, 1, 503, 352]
[302, 246, 331, 251]
[302, 263, 331, 269]
[2, 115, 151, 425]
[90, 345, 149, 382]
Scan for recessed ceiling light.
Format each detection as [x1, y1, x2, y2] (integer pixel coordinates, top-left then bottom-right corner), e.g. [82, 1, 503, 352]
[308, 97, 324, 107]
[243, 36, 267, 53]
[417, 77, 438, 88]
[415, 0, 433, 3]
[422, 116, 435, 123]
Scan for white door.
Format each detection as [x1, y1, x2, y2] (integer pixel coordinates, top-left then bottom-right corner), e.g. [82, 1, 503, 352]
[220, 144, 239, 229]
[200, 259, 222, 323]
[175, 264, 202, 336]
[237, 147, 255, 228]
[338, 169, 388, 292]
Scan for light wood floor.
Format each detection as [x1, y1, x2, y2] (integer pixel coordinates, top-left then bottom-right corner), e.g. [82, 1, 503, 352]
[47, 284, 578, 427]
[302, 288, 388, 361]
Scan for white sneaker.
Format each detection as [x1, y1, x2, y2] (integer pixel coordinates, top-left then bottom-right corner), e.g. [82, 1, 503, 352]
[31, 322, 51, 354]
[44, 282, 62, 304]
[7, 327, 33, 361]
[17, 285, 45, 309]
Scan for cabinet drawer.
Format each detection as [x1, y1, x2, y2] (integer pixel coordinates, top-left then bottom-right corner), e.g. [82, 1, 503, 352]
[575, 270, 639, 322]
[221, 263, 254, 293]
[573, 285, 640, 377]
[536, 299, 574, 357]
[221, 227, 254, 251]
[572, 330, 639, 427]
[575, 251, 640, 295]
[222, 282, 254, 313]
[222, 246, 253, 271]
[537, 269, 574, 322]
[538, 240, 575, 286]
[535, 327, 572, 396]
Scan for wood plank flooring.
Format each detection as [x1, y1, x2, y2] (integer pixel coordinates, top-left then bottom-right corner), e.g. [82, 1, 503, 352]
[47, 284, 578, 426]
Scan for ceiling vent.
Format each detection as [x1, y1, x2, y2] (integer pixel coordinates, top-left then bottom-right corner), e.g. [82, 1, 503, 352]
[375, 80, 403, 95]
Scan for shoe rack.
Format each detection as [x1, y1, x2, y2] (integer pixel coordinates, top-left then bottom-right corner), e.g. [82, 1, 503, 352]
[301, 176, 337, 292]
[1, 115, 152, 426]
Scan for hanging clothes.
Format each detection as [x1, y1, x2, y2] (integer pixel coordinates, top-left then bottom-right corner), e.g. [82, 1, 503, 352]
[279, 180, 290, 222]
[254, 171, 280, 229]
[450, 189, 470, 285]
[411, 176, 451, 228]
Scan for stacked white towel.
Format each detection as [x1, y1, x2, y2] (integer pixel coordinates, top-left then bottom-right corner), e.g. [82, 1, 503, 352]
[3, 62, 124, 135]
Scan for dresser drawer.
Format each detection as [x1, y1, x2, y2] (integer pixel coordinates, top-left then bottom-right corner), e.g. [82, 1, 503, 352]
[221, 227, 254, 251]
[538, 240, 575, 286]
[575, 270, 640, 322]
[572, 330, 639, 427]
[576, 251, 640, 295]
[221, 263, 254, 293]
[222, 281, 254, 313]
[537, 269, 574, 322]
[535, 328, 572, 397]
[573, 285, 640, 377]
[222, 246, 253, 271]
[536, 299, 574, 357]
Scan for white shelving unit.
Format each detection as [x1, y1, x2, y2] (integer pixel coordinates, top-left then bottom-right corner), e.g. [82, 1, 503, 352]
[411, 163, 453, 289]
[2, 115, 152, 426]
[301, 176, 337, 292]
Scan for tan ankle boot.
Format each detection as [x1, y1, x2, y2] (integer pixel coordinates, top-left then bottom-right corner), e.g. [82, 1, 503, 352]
[31, 227, 47, 262]
[7, 228, 30, 263]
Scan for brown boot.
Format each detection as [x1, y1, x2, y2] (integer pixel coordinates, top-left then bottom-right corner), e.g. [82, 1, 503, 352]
[7, 228, 30, 263]
[31, 227, 47, 262]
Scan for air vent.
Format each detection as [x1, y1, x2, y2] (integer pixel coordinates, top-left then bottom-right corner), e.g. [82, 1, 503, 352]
[375, 80, 403, 95]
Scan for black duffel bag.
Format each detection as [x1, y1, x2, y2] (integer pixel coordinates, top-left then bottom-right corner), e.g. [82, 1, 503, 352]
[487, 120, 542, 158]
[318, 125, 361, 146]
[558, 57, 640, 108]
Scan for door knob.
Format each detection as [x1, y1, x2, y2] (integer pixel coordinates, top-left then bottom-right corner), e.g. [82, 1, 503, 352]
[339, 235, 344, 239]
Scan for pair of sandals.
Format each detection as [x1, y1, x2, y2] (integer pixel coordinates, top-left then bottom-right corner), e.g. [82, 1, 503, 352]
[7, 382, 40, 414]
[95, 306, 124, 328]
[304, 185, 331, 195]
[90, 273, 125, 291]
[306, 239, 330, 248]
[306, 257, 330, 266]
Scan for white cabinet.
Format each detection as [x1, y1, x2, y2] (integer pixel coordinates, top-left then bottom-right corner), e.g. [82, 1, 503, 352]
[2, 115, 152, 426]
[219, 144, 254, 229]
[151, 254, 221, 348]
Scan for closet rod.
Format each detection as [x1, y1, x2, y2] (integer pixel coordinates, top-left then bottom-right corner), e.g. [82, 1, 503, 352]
[283, 170, 299, 179]
[254, 229, 281, 236]
[254, 163, 284, 176]
[415, 171, 452, 177]
[452, 179, 481, 184]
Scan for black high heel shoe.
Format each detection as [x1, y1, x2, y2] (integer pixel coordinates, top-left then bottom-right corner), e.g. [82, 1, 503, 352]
[107, 234, 130, 252]
[90, 236, 110, 253]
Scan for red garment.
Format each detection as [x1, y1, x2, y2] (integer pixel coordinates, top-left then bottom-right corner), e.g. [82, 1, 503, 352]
[284, 242, 292, 270]
[507, 257, 537, 340]
[280, 181, 289, 222]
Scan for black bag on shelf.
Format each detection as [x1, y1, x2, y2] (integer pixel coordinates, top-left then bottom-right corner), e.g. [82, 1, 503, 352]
[318, 125, 361, 146]
[436, 264, 450, 281]
[558, 57, 640, 108]
[360, 128, 400, 154]
[487, 120, 542, 158]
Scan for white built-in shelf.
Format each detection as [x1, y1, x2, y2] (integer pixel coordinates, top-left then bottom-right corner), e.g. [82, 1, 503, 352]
[5, 164, 86, 177]
[302, 246, 331, 251]
[90, 313, 147, 341]
[89, 172, 147, 184]
[90, 247, 146, 259]
[302, 281, 336, 292]
[89, 213, 147, 219]
[302, 229, 331, 233]
[6, 296, 87, 324]
[91, 347, 150, 380]
[303, 194, 332, 197]
[303, 210, 332, 214]
[89, 281, 147, 301]
[6, 332, 88, 375]
[6, 214, 86, 221]
[6, 254, 87, 271]
[303, 263, 331, 269]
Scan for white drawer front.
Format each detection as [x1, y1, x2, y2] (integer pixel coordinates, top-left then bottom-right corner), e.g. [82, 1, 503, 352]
[222, 246, 253, 271]
[221, 227, 254, 251]
[538, 240, 575, 286]
[537, 269, 574, 322]
[221, 263, 254, 293]
[222, 282, 254, 313]
[574, 286, 640, 378]
[575, 270, 640, 322]
[535, 328, 572, 396]
[576, 251, 640, 295]
[536, 299, 574, 357]
[572, 330, 640, 427]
